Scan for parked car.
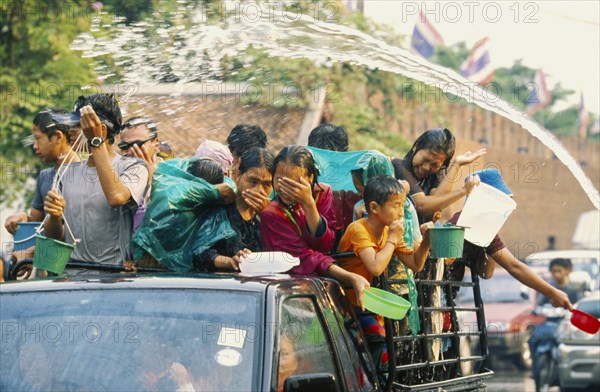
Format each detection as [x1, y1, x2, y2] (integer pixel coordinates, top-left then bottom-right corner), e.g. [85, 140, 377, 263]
[556, 291, 600, 392]
[525, 249, 600, 291]
[457, 267, 544, 370]
[1, 268, 493, 391]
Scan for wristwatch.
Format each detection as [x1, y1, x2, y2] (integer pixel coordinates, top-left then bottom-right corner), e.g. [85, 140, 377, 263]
[89, 136, 105, 148]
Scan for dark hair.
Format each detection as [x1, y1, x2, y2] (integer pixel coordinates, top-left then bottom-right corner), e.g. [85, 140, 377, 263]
[74, 94, 123, 140]
[227, 124, 267, 157]
[157, 141, 175, 160]
[549, 258, 572, 271]
[238, 147, 274, 176]
[398, 128, 455, 193]
[33, 108, 69, 138]
[187, 159, 224, 185]
[363, 175, 404, 213]
[273, 145, 320, 188]
[122, 117, 158, 136]
[307, 123, 349, 152]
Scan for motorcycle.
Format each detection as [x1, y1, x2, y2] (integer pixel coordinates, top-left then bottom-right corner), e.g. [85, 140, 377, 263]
[529, 304, 567, 392]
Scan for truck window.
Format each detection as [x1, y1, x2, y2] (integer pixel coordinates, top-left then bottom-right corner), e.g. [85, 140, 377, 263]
[274, 296, 341, 392]
[322, 280, 378, 391]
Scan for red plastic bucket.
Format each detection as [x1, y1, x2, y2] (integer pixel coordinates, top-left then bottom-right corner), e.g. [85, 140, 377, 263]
[570, 309, 600, 335]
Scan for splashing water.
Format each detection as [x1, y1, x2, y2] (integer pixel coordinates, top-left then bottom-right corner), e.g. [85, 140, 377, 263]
[71, 5, 599, 209]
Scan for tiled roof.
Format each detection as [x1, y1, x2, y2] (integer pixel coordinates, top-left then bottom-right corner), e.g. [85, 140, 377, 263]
[120, 91, 306, 157]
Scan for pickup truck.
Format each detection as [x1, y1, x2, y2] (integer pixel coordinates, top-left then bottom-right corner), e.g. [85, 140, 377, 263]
[0, 258, 493, 391]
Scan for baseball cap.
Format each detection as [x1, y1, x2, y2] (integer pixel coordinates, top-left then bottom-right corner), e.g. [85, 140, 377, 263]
[52, 94, 122, 136]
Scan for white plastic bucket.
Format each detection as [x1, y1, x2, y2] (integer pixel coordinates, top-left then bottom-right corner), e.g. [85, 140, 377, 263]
[457, 183, 517, 247]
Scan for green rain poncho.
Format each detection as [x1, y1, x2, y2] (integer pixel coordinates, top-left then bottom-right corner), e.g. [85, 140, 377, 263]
[132, 158, 236, 273]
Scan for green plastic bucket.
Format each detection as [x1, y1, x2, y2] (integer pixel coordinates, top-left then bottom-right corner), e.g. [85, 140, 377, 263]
[363, 287, 411, 320]
[428, 225, 465, 258]
[33, 235, 76, 274]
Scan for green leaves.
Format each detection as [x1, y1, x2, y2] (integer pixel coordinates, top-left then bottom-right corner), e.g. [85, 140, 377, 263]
[1, 0, 96, 206]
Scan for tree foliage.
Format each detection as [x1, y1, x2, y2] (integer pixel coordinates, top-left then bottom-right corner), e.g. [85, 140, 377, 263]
[0, 0, 99, 206]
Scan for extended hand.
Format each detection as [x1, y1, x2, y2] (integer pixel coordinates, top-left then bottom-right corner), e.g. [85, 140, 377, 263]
[352, 274, 371, 310]
[454, 148, 487, 166]
[550, 290, 573, 311]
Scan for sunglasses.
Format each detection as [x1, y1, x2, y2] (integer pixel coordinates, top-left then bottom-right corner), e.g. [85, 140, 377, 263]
[118, 135, 156, 150]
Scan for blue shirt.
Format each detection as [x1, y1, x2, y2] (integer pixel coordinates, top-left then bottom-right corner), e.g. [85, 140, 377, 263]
[31, 168, 56, 212]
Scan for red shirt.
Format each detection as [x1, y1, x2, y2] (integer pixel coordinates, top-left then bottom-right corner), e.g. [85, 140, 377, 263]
[260, 183, 337, 276]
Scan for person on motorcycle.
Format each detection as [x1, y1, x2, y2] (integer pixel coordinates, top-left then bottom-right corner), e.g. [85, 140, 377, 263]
[529, 258, 584, 392]
[536, 258, 583, 306]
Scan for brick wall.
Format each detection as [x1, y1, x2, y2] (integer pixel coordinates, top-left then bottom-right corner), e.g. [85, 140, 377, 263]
[120, 94, 306, 156]
[370, 93, 599, 256]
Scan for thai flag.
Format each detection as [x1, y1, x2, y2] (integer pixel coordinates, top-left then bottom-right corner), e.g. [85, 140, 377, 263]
[460, 37, 494, 85]
[578, 93, 589, 140]
[411, 11, 444, 58]
[526, 69, 552, 115]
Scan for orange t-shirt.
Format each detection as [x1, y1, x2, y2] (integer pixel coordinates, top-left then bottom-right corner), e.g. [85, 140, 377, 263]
[337, 218, 412, 306]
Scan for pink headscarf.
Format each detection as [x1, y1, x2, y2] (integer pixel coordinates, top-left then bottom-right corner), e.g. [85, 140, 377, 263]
[194, 139, 234, 174]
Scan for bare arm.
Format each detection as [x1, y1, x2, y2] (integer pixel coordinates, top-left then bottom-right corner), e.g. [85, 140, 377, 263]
[432, 149, 486, 195]
[412, 188, 468, 215]
[43, 189, 66, 241]
[398, 222, 433, 272]
[80, 106, 135, 207]
[489, 247, 572, 310]
[327, 264, 370, 309]
[4, 208, 44, 234]
[358, 219, 404, 276]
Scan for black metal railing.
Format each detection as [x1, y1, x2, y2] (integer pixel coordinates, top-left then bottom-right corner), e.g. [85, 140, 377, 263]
[381, 257, 494, 392]
[331, 252, 493, 392]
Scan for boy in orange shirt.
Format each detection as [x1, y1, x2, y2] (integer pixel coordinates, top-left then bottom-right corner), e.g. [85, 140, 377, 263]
[338, 175, 432, 376]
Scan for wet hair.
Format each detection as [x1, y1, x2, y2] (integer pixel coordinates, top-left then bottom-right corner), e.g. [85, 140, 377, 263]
[397, 128, 456, 193]
[121, 117, 158, 136]
[273, 145, 320, 189]
[227, 124, 268, 157]
[33, 108, 70, 138]
[187, 159, 224, 185]
[404, 128, 455, 170]
[363, 175, 404, 213]
[157, 141, 175, 160]
[549, 258, 572, 271]
[307, 123, 349, 152]
[238, 147, 275, 176]
[73, 94, 123, 141]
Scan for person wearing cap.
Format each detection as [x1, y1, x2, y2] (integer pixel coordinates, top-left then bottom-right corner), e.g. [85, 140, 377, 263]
[43, 94, 149, 271]
[446, 168, 572, 310]
[4, 109, 81, 236]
